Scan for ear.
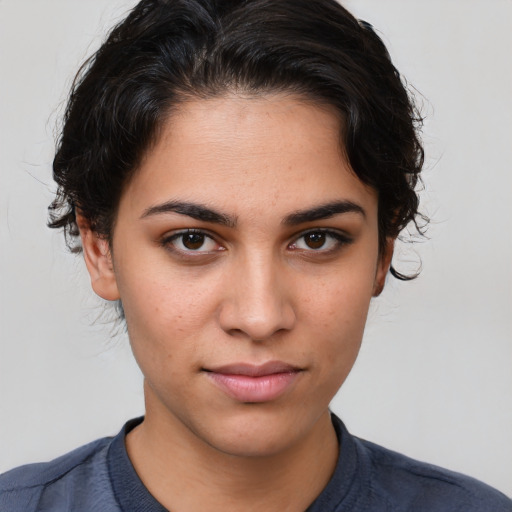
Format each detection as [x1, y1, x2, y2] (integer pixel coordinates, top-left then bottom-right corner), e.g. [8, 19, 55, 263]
[76, 213, 120, 301]
[373, 237, 395, 297]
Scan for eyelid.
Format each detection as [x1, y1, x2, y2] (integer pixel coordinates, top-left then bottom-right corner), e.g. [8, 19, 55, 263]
[159, 227, 353, 258]
[160, 228, 225, 254]
[288, 228, 353, 251]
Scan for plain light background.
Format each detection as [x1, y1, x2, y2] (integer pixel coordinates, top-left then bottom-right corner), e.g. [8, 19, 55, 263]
[1, 0, 511, 497]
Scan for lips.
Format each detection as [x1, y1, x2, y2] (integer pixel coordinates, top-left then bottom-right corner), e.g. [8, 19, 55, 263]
[204, 362, 302, 403]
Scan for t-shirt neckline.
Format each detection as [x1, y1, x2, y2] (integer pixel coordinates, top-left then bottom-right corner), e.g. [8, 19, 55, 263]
[107, 413, 363, 512]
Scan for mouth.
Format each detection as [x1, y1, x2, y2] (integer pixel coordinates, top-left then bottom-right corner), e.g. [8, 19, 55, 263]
[203, 361, 303, 403]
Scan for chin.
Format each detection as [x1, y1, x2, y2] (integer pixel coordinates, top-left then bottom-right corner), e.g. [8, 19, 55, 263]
[198, 406, 313, 458]
[207, 431, 294, 459]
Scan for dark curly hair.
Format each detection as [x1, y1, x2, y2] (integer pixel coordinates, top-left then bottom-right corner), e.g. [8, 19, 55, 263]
[48, 0, 425, 279]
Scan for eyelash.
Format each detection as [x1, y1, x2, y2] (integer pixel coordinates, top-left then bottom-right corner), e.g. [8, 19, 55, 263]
[160, 229, 223, 256]
[160, 228, 353, 257]
[288, 229, 353, 254]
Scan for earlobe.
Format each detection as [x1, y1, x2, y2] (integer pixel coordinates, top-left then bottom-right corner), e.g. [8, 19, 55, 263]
[373, 238, 395, 297]
[76, 214, 120, 301]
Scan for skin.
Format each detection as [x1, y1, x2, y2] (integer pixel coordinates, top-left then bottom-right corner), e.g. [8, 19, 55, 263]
[79, 93, 394, 511]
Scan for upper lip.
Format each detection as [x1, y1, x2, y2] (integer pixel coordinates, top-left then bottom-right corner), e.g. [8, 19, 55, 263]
[204, 361, 302, 377]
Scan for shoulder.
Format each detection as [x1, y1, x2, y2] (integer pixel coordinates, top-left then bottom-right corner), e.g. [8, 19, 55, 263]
[355, 436, 512, 512]
[0, 436, 113, 512]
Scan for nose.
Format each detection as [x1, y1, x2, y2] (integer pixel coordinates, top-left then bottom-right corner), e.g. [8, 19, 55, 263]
[218, 253, 296, 341]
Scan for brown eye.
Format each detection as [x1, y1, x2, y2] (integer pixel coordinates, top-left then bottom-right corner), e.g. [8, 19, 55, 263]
[164, 230, 222, 253]
[182, 232, 206, 250]
[290, 230, 351, 252]
[304, 232, 326, 249]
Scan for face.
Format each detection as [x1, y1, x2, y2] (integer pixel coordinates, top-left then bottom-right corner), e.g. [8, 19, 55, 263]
[81, 94, 392, 457]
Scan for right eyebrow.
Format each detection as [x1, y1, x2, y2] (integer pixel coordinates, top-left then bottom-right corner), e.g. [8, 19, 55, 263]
[140, 200, 237, 228]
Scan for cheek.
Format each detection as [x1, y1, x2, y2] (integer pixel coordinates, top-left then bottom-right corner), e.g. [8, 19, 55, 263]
[116, 264, 222, 368]
[304, 261, 376, 329]
[301, 267, 375, 377]
[118, 246, 219, 323]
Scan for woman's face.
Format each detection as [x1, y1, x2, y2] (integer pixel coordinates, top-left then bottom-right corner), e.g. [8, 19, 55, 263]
[84, 94, 392, 457]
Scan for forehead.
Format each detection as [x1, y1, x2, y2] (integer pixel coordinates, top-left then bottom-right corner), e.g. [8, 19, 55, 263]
[120, 93, 377, 222]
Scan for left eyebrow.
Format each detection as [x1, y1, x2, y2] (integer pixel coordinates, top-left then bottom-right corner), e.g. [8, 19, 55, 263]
[283, 200, 366, 226]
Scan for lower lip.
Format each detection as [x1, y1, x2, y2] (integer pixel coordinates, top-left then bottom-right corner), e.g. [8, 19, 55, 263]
[206, 371, 300, 403]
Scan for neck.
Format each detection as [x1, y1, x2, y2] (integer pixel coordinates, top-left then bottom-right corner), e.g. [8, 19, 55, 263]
[126, 389, 339, 512]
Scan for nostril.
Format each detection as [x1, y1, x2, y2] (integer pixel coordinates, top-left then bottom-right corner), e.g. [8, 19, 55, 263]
[219, 302, 296, 342]
[217, 266, 296, 340]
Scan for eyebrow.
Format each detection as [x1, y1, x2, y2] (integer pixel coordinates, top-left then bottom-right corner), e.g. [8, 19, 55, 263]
[283, 200, 366, 225]
[141, 200, 237, 227]
[140, 199, 365, 227]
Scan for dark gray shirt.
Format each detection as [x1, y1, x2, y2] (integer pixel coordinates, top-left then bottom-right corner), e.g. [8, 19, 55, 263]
[1, 415, 511, 511]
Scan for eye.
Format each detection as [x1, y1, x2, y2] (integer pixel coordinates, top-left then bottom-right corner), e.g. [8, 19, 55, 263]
[162, 229, 223, 253]
[289, 229, 351, 252]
